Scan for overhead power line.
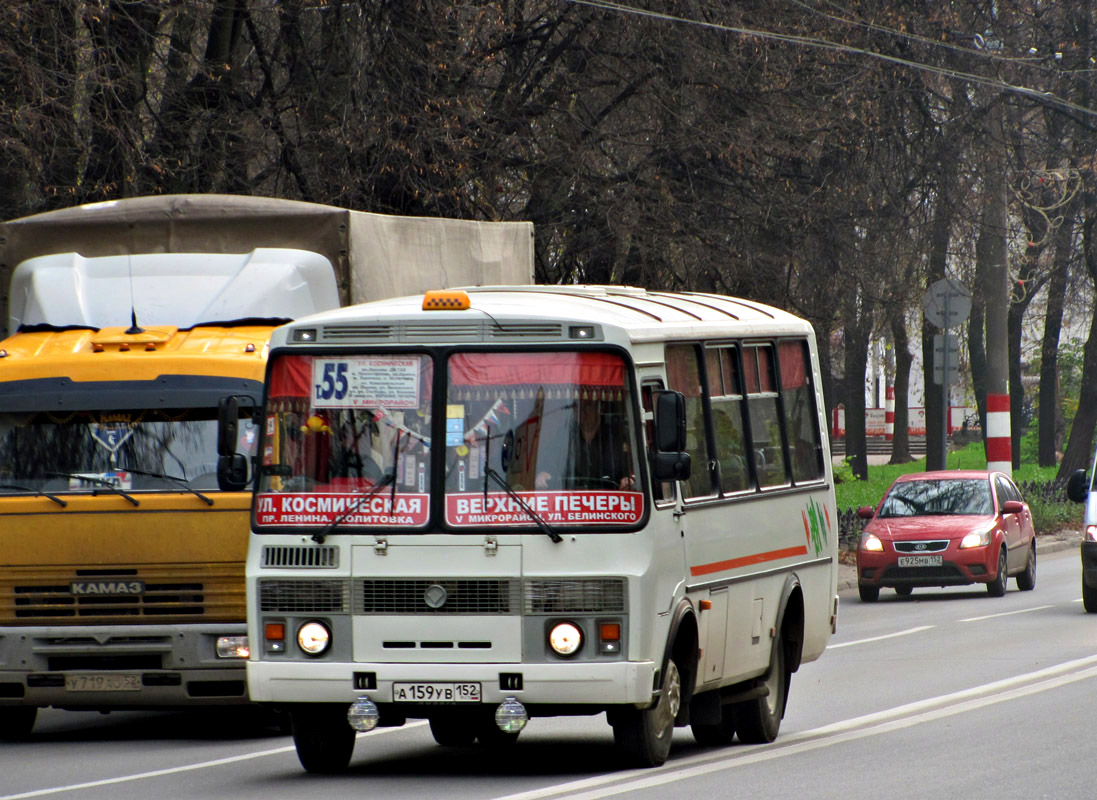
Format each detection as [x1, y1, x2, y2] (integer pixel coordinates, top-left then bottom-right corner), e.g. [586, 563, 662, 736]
[564, 0, 1097, 119]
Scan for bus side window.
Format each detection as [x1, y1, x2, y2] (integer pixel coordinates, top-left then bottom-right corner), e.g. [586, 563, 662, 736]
[743, 344, 788, 488]
[708, 347, 750, 494]
[666, 344, 714, 499]
[777, 339, 823, 483]
[641, 383, 674, 503]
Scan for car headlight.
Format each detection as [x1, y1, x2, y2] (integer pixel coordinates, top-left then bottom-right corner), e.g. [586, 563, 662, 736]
[297, 621, 332, 655]
[548, 622, 583, 656]
[960, 529, 992, 549]
[860, 532, 884, 552]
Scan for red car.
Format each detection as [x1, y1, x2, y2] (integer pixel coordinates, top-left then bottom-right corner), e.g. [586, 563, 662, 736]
[856, 470, 1037, 602]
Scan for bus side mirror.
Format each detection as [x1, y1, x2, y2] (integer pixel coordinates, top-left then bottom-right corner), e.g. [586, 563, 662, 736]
[652, 390, 691, 481]
[654, 390, 687, 451]
[218, 396, 240, 458]
[1067, 469, 1089, 504]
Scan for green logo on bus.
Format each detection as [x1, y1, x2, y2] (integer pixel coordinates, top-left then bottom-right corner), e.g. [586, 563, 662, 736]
[802, 498, 830, 557]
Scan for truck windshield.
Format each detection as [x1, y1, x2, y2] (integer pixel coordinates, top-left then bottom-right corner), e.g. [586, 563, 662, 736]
[255, 354, 433, 529]
[0, 409, 255, 494]
[443, 351, 643, 529]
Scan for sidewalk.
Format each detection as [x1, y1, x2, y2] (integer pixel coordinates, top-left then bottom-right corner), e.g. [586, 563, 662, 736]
[836, 528, 1080, 592]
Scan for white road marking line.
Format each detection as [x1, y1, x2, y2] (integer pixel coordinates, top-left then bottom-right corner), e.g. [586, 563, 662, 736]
[489, 653, 1097, 800]
[0, 721, 428, 800]
[826, 625, 934, 648]
[959, 605, 1054, 622]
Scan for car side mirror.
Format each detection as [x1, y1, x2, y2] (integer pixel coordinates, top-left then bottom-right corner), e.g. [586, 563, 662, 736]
[1067, 469, 1089, 504]
[1001, 499, 1024, 514]
[857, 505, 875, 520]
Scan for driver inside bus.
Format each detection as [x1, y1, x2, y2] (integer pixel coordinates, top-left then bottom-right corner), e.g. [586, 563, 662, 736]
[536, 396, 634, 490]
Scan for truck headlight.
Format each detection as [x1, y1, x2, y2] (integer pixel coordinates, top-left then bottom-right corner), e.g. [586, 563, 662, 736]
[297, 621, 331, 655]
[215, 635, 250, 659]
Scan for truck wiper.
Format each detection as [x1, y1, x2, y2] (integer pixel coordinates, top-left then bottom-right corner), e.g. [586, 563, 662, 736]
[0, 483, 67, 507]
[126, 468, 213, 506]
[312, 471, 396, 544]
[47, 472, 140, 506]
[484, 468, 562, 544]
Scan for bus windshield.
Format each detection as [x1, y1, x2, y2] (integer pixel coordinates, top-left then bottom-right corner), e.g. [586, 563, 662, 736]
[253, 350, 644, 531]
[0, 409, 255, 494]
[255, 354, 434, 529]
[443, 351, 643, 528]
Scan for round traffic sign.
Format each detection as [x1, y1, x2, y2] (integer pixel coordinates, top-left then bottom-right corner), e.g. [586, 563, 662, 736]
[922, 278, 971, 329]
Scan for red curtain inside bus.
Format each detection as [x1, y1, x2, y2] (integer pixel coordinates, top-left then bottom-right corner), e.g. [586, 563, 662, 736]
[448, 352, 625, 387]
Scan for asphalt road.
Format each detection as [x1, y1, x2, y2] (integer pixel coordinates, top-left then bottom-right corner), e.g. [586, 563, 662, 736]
[2, 545, 1093, 800]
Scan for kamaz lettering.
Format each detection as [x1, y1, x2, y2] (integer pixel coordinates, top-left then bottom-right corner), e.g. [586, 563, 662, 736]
[69, 581, 145, 596]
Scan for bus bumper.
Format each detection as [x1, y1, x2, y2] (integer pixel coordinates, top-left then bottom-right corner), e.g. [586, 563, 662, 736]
[247, 659, 658, 707]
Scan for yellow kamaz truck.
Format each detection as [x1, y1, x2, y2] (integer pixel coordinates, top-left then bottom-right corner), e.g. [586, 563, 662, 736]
[0, 195, 533, 737]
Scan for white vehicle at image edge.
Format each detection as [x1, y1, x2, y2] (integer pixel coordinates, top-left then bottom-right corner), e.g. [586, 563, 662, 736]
[228, 285, 839, 773]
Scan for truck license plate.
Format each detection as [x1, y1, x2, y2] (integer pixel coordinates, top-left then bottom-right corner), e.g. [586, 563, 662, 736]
[897, 555, 943, 567]
[392, 682, 481, 703]
[65, 674, 142, 692]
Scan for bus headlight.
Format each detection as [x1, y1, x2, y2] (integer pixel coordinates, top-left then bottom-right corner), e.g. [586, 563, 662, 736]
[297, 621, 331, 655]
[548, 622, 583, 656]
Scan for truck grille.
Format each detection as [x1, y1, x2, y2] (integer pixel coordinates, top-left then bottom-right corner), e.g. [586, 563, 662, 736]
[1, 564, 243, 624]
[523, 578, 627, 614]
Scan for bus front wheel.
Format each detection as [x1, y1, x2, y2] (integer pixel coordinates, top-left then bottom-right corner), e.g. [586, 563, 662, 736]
[290, 704, 357, 774]
[610, 657, 681, 767]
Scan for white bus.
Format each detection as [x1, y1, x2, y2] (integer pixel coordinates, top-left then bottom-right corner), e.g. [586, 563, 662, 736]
[230, 285, 838, 772]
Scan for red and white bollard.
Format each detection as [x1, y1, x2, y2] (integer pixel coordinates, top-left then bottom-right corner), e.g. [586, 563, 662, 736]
[985, 393, 1011, 473]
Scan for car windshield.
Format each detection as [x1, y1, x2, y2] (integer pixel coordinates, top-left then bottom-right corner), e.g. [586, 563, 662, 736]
[0, 409, 256, 494]
[878, 478, 993, 518]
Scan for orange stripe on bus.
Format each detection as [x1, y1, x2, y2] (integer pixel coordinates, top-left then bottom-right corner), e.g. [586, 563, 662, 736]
[690, 545, 809, 577]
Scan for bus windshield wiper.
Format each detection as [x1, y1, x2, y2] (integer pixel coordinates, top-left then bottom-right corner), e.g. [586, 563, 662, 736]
[126, 468, 213, 506]
[313, 427, 404, 544]
[312, 471, 396, 544]
[0, 483, 67, 507]
[484, 468, 562, 544]
[47, 472, 140, 506]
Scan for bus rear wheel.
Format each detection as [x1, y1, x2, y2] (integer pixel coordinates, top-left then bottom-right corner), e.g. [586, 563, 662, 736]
[611, 657, 680, 767]
[290, 704, 357, 774]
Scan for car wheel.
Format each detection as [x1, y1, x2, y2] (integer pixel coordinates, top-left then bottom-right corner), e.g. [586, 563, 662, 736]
[858, 584, 879, 602]
[290, 704, 357, 774]
[987, 548, 1008, 597]
[733, 631, 789, 744]
[895, 586, 913, 597]
[1083, 579, 1097, 613]
[1015, 542, 1036, 591]
[612, 657, 680, 767]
